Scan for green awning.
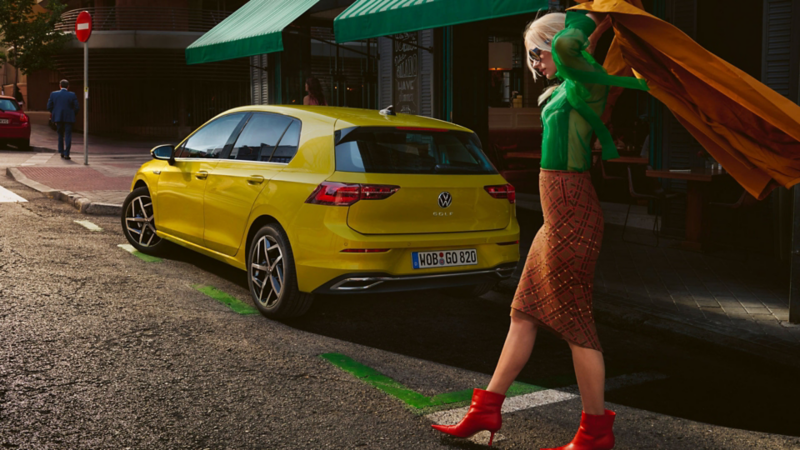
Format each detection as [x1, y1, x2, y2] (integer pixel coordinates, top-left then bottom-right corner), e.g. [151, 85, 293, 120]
[186, 0, 320, 65]
[334, 0, 550, 43]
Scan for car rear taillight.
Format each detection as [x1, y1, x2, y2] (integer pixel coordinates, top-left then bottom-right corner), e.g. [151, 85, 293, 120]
[20, 114, 29, 124]
[306, 182, 400, 206]
[484, 184, 516, 204]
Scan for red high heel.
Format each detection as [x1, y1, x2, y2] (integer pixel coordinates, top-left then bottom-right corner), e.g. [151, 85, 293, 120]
[541, 409, 616, 450]
[431, 389, 505, 446]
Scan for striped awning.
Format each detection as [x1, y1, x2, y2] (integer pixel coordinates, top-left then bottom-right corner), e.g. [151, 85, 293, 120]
[334, 0, 550, 43]
[186, 0, 319, 65]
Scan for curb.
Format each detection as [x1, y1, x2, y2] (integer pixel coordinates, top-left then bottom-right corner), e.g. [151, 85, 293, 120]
[489, 278, 800, 371]
[6, 167, 123, 216]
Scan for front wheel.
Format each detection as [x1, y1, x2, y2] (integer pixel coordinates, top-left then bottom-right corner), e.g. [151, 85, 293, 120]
[121, 187, 167, 255]
[247, 224, 313, 319]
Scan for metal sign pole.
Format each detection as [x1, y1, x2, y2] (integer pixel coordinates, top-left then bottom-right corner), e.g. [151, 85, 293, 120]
[83, 41, 88, 165]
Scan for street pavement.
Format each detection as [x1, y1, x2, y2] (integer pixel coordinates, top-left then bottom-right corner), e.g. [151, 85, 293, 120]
[1, 174, 799, 449]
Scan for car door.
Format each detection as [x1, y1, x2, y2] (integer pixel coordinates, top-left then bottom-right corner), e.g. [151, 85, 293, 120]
[203, 113, 300, 256]
[156, 112, 248, 245]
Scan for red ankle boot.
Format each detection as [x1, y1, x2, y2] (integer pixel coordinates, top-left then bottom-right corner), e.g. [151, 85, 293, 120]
[541, 410, 616, 450]
[431, 388, 505, 446]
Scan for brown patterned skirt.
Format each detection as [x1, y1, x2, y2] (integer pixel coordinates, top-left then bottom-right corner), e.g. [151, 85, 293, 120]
[511, 169, 604, 352]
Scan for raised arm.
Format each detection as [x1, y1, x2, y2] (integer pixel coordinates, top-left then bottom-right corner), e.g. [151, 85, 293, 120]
[552, 11, 598, 76]
[586, 13, 611, 55]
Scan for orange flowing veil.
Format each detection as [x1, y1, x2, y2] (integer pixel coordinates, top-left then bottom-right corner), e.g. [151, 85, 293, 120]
[573, 0, 800, 200]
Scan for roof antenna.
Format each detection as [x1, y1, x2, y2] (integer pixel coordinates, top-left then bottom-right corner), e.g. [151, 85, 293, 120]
[379, 105, 396, 116]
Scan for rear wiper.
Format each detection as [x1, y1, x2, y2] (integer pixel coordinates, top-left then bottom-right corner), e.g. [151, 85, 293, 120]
[434, 164, 485, 173]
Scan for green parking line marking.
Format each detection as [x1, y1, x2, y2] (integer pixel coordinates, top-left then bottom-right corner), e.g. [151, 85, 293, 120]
[192, 284, 260, 315]
[117, 244, 162, 263]
[320, 353, 548, 410]
[74, 220, 103, 232]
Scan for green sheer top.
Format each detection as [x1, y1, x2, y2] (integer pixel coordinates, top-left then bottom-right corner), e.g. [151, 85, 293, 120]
[540, 11, 649, 172]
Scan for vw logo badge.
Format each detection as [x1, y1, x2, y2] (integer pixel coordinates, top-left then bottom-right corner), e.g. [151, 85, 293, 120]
[438, 192, 452, 208]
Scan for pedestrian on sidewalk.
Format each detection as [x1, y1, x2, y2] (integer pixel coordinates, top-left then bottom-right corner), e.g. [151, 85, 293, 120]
[12, 83, 24, 108]
[303, 77, 327, 106]
[47, 80, 80, 160]
[431, 9, 648, 450]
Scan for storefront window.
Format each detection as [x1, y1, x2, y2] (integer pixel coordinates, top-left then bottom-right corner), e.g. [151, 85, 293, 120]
[310, 27, 378, 109]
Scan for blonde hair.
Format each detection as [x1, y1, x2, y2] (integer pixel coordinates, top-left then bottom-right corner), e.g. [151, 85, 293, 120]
[524, 13, 566, 105]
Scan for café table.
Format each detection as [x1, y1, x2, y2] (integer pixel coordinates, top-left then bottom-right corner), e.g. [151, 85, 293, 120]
[646, 167, 729, 251]
[607, 156, 649, 165]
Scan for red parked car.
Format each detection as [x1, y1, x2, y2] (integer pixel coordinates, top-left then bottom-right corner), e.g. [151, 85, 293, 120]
[0, 96, 31, 150]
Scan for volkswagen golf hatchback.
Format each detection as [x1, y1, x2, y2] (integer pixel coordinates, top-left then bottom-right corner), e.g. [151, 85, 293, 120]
[122, 106, 520, 318]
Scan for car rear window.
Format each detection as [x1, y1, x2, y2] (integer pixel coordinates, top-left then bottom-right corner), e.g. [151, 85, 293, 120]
[0, 99, 19, 111]
[335, 127, 496, 175]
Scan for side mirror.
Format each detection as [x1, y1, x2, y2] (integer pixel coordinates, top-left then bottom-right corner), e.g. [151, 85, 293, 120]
[151, 144, 175, 165]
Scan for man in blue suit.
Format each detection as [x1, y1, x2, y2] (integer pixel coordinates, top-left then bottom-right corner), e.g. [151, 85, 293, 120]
[47, 79, 80, 160]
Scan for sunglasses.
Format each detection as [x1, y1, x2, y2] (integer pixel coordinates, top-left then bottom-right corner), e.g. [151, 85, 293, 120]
[527, 39, 551, 63]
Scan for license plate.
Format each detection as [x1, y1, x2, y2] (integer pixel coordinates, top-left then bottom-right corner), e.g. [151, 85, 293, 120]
[412, 249, 477, 269]
[0, 119, 8, 125]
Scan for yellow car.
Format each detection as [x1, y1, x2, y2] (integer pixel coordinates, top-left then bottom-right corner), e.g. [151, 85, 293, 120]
[122, 105, 520, 318]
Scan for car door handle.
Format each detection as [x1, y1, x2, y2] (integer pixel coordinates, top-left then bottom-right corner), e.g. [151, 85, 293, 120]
[196, 170, 209, 180]
[247, 175, 265, 185]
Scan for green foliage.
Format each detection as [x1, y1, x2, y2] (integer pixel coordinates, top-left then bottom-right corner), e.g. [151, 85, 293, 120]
[0, 0, 70, 75]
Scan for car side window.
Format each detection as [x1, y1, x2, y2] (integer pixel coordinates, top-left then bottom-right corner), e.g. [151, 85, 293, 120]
[270, 120, 301, 164]
[181, 113, 247, 159]
[230, 113, 293, 162]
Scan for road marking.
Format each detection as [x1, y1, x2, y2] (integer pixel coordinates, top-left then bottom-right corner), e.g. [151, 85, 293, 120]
[117, 244, 162, 263]
[321, 353, 553, 410]
[0, 185, 27, 203]
[74, 220, 103, 232]
[192, 284, 259, 315]
[20, 153, 53, 166]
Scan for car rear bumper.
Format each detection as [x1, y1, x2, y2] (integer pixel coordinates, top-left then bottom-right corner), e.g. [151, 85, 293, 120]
[0, 125, 31, 139]
[312, 262, 517, 295]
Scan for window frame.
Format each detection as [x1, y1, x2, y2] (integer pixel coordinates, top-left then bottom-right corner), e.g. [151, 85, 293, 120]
[175, 112, 250, 160]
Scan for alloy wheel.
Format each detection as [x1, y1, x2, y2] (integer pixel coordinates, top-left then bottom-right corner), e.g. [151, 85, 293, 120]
[250, 236, 285, 309]
[124, 195, 160, 247]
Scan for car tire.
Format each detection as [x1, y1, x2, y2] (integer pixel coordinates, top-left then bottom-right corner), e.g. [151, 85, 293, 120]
[247, 224, 313, 319]
[17, 139, 31, 151]
[121, 186, 167, 255]
[445, 280, 498, 298]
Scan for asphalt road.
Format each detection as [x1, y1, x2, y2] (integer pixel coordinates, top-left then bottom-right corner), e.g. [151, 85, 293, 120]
[1, 173, 799, 450]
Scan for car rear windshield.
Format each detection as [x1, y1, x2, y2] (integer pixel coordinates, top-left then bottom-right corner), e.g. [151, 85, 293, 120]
[335, 127, 496, 175]
[0, 99, 19, 111]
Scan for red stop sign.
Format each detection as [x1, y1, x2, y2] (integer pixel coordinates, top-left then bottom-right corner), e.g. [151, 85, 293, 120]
[75, 11, 92, 43]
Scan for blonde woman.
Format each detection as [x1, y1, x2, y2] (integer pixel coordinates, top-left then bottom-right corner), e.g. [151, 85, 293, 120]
[432, 8, 648, 450]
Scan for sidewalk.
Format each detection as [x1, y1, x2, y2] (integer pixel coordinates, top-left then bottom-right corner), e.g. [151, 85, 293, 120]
[5, 122, 164, 214]
[4, 123, 799, 369]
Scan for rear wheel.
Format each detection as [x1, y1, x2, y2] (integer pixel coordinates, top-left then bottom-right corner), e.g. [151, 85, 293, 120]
[16, 139, 31, 151]
[121, 187, 167, 255]
[247, 224, 313, 319]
